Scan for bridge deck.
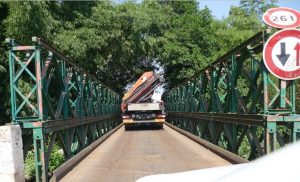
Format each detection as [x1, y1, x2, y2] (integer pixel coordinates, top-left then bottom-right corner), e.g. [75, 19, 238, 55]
[60, 125, 231, 182]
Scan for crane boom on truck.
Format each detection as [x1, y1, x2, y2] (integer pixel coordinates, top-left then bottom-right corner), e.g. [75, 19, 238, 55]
[121, 71, 165, 130]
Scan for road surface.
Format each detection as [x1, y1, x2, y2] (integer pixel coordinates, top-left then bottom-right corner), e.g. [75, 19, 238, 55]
[60, 125, 231, 182]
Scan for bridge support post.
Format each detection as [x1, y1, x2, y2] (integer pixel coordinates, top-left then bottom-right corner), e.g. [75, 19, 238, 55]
[0, 125, 25, 182]
[265, 122, 277, 153]
[32, 126, 48, 182]
[293, 122, 300, 142]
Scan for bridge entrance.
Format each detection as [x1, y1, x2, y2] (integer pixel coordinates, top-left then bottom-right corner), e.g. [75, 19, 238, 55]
[2, 22, 300, 182]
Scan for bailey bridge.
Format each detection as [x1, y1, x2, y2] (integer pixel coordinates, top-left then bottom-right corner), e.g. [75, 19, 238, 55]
[1, 29, 300, 182]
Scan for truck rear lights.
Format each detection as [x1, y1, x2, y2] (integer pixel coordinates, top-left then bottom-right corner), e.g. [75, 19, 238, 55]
[122, 115, 130, 119]
[156, 115, 166, 119]
[131, 114, 136, 118]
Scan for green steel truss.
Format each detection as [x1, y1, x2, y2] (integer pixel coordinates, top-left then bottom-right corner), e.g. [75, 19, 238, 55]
[6, 37, 121, 182]
[163, 31, 300, 160]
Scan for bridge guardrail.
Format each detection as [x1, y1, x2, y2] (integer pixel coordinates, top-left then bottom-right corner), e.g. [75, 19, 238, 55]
[163, 31, 300, 160]
[6, 37, 122, 182]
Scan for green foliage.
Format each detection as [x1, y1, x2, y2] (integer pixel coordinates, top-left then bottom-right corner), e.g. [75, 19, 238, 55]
[48, 144, 65, 172]
[0, 0, 281, 116]
[4, 2, 57, 43]
[0, 0, 279, 94]
[240, 0, 278, 18]
[158, 2, 217, 88]
[24, 150, 35, 177]
[0, 2, 9, 125]
[0, 49, 8, 125]
[238, 136, 251, 159]
[25, 143, 65, 177]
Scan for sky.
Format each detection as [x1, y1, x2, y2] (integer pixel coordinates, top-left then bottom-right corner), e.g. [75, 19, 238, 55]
[198, 0, 300, 19]
[116, 0, 300, 20]
[114, 0, 300, 20]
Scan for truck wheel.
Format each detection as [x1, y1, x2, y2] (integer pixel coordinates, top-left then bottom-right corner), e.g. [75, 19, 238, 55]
[156, 123, 163, 129]
[124, 125, 130, 131]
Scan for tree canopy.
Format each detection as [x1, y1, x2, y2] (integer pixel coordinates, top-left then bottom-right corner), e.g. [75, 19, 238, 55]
[0, 0, 278, 124]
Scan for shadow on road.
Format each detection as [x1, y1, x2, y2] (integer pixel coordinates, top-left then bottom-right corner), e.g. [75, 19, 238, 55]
[124, 124, 164, 131]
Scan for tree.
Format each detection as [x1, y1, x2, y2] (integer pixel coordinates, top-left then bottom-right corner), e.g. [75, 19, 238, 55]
[156, 1, 216, 89]
[240, 0, 278, 18]
[53, 0, 170, 93]
[0, 2, 9, 125]
[0, 0, 281, 102]
[4, 2, 56, 43]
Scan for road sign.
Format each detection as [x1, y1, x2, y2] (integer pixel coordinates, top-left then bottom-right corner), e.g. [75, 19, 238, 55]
[263, 7, 300, 29]
[263, 29, 300, 80]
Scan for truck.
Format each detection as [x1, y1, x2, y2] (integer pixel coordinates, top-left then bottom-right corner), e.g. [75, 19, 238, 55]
[121, 71, 165, 130]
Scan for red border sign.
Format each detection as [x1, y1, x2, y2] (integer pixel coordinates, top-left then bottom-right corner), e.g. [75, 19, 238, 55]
[263, 7, 300, 29]
[263, 29, 300, 80]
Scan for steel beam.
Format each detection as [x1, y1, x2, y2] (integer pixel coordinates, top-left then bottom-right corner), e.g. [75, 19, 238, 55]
[7, 37, 122, 182]
[163, 31, 300, 160]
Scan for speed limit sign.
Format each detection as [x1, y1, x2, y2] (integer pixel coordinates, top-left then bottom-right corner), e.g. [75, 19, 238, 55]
[263, 7, 300, 29]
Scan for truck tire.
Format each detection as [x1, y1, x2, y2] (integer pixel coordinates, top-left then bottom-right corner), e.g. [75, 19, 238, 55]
[124, 125, 130, 131]
[156, 123, 163, 129]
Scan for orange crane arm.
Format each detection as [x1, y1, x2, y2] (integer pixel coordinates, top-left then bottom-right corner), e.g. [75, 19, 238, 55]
[122, 71, 154, 101]
[121, 71, 162, 112]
